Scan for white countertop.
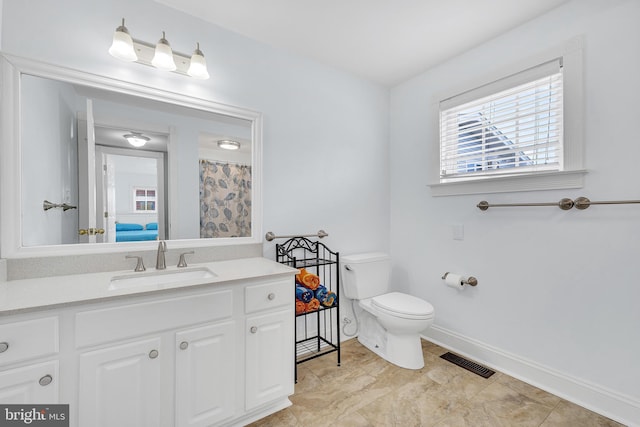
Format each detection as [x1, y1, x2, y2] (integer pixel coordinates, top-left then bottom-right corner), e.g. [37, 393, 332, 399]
[0, 257, 297, 315]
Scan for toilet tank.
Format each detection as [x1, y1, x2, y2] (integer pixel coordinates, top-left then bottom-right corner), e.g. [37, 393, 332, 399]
[341, 252, 391, 300]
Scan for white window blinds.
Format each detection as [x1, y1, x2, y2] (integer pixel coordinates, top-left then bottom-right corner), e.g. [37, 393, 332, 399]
[439, 59, 563, 181]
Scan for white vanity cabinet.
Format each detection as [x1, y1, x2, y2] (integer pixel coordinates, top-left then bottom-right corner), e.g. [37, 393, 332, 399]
[75, 288, 236, 427]
[245, 310, 293, 410]
[0, 259, 296, 427]
[175, 320, 236, 426]
[244, 279, 294, 411]
[78, 336, 163, 426]
[78, 323, 238, 427]
[0, 316, 60, 403]
[0, 360, 59, 403]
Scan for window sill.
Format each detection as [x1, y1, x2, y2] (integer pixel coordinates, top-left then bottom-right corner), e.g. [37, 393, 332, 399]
[428, 170, 588, 197]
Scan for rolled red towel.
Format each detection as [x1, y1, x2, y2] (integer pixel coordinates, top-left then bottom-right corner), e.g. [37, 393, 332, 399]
[305, 298, 320, 312]
[295, 300, 306, 315]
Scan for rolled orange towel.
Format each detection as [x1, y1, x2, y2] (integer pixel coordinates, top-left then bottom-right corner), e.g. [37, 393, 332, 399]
[296, 268, 320, 290]
[295, 300, 306, 315]
[305, 298, 320, 313]
[295, 268, 308, 285]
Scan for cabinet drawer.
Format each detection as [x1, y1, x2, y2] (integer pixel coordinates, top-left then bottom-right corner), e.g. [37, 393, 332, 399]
[0, 317, 59, 367]
[245, 279, 293, 314]
[76, 289, 232, 348]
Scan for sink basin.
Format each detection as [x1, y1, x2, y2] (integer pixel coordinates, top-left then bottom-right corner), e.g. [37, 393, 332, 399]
[109, 267, 217, 291]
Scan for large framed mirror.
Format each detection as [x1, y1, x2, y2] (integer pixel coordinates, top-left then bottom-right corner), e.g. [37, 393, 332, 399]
[0, 54, 262, 258]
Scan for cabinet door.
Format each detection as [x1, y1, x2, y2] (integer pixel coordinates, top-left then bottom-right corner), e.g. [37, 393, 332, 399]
[0, 361, 58, 403]
[245, 309, 294, 410]
[175, 321, 236, 427]
[78, 337, 162, 427]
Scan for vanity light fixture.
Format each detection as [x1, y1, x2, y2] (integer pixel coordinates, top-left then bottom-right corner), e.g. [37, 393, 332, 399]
[187, 43, 210, 80]
[108, 18, 138, 62]
[151, 31, 176, 71]
[123, 132, 150, 148]
[217, 140, 241, 150]
[108, 18, 209, 79]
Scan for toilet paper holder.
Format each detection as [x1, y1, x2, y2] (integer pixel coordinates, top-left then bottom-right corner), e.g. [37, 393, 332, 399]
[441, 272, 478, 286]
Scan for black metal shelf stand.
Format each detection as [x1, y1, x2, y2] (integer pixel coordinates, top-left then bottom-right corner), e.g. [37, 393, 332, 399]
[276, 237, 341, 382]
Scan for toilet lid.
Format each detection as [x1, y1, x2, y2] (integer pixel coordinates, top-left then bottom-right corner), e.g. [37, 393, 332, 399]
[372, 292, 434, 318]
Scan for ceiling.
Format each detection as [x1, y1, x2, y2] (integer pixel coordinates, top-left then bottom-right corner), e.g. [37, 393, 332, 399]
[154, 0, 571, 86]
[95, 126, 168, 152]
[95, 127, 251, 157]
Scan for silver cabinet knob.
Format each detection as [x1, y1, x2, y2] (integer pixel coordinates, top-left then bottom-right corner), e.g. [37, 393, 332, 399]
[250, 326, 258, 334]
[149, 349, 159, 359]
[267, 293, 276, 300]
[39, 375, 53, 386]
[0, 342, 8, 353]
[179, 341, 189, 350]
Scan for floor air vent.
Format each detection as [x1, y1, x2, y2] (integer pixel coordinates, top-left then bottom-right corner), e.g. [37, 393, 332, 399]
[440, 352, 495, 378]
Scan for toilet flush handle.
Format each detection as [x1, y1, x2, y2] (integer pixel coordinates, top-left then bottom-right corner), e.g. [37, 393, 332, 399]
[344, 265, 353, 271]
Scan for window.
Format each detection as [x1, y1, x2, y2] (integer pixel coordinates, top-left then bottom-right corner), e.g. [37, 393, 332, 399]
[440, 59, 563, 182]
[430, 38, 585, 196]
[133, 187, 156, 212]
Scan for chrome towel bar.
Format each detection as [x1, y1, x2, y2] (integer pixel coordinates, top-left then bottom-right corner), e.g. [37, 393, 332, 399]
[477, 199, 574, 211]
[265, 229, 328, 242]
[478, 197, 640, 211]
[573, 197, 640, 210]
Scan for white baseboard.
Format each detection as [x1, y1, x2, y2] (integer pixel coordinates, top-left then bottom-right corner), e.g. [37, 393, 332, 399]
[422, 325, 639, 427]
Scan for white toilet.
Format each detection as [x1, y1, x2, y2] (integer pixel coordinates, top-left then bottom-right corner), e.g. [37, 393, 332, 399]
[341, 252, 434, 369]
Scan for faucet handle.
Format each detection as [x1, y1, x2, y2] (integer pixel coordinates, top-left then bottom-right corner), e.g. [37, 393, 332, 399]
[177, 251, 195, 268]
[125, 255, 146, 272]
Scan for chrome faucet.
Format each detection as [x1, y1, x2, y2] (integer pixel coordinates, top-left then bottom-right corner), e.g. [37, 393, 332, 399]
[156, 241, 167, 270]
[125, 255, 146, 272]
[177, 251, 194, 268]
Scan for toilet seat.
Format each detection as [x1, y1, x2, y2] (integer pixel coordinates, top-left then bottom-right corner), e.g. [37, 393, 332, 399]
[371, 292, 434, 320]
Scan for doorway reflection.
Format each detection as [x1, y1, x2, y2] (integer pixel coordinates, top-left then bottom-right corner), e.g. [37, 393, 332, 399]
[96, 147, 166, 243]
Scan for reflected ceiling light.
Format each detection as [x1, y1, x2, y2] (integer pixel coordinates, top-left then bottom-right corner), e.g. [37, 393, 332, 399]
[217, 140, 241, 150]
[108, 18, 138, 62]
[187, 43, 210, 80]
[151, 31, 177, 71]
[108, 19, 209, 79]
[123, 132, 150, 147]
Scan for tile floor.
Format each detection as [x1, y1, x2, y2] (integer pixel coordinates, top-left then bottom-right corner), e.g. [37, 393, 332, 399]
[249, 338, 625, 427]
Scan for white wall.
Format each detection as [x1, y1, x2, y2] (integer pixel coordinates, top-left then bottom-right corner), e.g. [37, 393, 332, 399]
[0, 0, 390, 257]
[21, 75, 79, 246]
[390, 0, 640, 424]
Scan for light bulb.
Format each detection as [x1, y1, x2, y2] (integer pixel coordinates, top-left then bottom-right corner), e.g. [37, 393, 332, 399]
[151, 31, 176, 71]
[108, 18, 138, 62]
[217, 140, 240, 150]
[187, 43, 210, 80]
[124, 132, 150, 147]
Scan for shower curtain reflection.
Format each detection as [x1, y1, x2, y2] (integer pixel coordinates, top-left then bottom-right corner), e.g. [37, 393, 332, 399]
[199, 160, 252, 238]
